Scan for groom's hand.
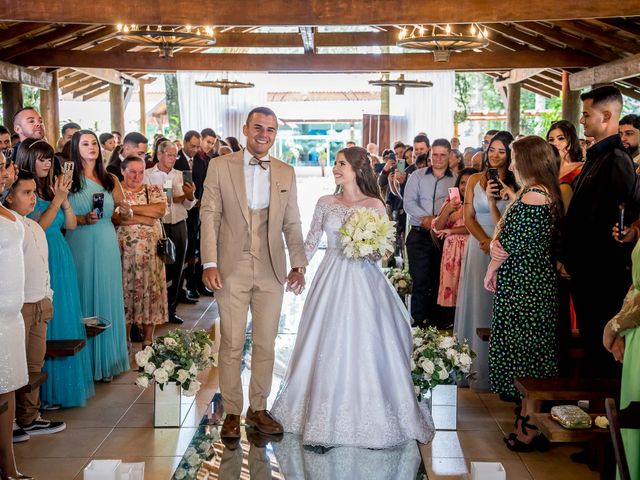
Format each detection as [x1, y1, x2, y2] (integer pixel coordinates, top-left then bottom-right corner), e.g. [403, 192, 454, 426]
[286, 270, 305, 295]
[202, 267, 223, 291]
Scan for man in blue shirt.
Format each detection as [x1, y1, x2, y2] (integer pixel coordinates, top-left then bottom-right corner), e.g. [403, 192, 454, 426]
[404, 138, 456, 327]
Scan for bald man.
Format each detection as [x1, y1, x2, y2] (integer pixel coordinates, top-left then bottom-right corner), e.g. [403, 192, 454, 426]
[558, 85, 639, 379]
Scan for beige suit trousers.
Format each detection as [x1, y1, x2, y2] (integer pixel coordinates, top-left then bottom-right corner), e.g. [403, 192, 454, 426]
[216, 252, 284, 414]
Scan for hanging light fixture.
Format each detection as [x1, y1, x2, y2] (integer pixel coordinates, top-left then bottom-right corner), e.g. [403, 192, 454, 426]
[116, 24, 216, 58]
[368, 74, 433, 95]
[195, 79, 255, 95]
[396, 24, 489, 62]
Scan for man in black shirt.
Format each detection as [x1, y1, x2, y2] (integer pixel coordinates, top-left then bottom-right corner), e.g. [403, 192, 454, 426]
[559, 86, 639, 378]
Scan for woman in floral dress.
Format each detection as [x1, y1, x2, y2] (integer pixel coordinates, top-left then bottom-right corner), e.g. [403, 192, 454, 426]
[114, 156, 168, 347]
[484, 136, 563, 452]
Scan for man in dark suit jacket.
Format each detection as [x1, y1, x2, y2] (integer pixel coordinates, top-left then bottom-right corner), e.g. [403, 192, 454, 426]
[174, 130, 203, 300]
[106, 132, 148, 180]
[559, 86, 639, 378]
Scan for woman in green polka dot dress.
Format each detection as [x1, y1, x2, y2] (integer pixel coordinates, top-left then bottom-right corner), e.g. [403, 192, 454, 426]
[484, 136, 564, 452]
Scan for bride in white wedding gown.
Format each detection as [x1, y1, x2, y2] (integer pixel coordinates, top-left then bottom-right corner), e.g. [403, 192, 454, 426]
[271, 147, 434, 449]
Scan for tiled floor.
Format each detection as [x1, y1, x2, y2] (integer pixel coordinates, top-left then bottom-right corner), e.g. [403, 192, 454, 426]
[14, 173, 604, 479]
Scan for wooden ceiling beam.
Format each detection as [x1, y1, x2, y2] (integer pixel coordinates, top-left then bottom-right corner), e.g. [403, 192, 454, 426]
[527, 76, 561, 93]
[594, 18, 640, 38]
[515, 21, 619, 62]
[14, 47, 602, 72]
[0, 24, 88, 60]
[61, 76, 101, 95]
[569, 53, 640, 89]
[553, 21, 640, 54]
[3, 0, 640, 25]
[620, 77, 640, 89]
[58, 26, 117, 50]
[483, 23, 567, 51]
[0, 60, 52, 89]
[521, 80, 555, 97]
[72, 80, 107, 99]
[0, 22, 50, 46]
[617, 83, 640, 101]
[57, 72, 85, 88]
[83, 85, 110, 101]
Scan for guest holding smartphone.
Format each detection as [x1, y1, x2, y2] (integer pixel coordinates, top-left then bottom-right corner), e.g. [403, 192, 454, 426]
[431, 168, 477, 317]
[15, 139, 94, 411]
[454, 131, 515, 391]
[66, 130, 131, 382]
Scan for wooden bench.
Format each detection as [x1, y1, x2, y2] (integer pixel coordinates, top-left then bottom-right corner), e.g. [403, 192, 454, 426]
[85, 324, 107, 338]
[515, 377, 620, 403]
[532, 412, 609, 443]
[45, 339, 86, 358]
[16, 372, 48, 394]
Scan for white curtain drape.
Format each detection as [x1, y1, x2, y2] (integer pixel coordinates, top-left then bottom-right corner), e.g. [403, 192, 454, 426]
[389, 71, 455, 145]
[176, 71, 268, 139]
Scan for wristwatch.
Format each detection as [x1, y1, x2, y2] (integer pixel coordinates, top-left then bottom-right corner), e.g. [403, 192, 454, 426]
[292, 267, 306, 274]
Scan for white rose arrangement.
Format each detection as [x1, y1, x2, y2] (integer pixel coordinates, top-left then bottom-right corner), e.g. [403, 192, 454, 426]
[411, 326, 476, 398]
[384, 268, 413, 296]
[339, 208, 395, 261]
[135, 329, 217, 396]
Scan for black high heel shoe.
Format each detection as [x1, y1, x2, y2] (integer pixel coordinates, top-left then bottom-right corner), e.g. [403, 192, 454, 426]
[504, 415, 550, 453]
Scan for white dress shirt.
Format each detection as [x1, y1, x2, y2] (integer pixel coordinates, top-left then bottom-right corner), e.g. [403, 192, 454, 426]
[244, 149, 271, 209]
[21, 215, 53, 303]
[144, 165, 196, 224]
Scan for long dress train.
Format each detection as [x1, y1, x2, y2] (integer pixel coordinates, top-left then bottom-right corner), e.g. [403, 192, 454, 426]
[271, 196, 434, 449]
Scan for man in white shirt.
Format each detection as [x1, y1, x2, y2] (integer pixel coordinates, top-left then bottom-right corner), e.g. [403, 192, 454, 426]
[144, 141, 196, 324]
[3, 171, 66, 441]
[200, 107, 307, 441]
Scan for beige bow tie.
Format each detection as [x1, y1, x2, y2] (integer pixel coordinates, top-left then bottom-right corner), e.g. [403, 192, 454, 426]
[249, 156, 270, 170]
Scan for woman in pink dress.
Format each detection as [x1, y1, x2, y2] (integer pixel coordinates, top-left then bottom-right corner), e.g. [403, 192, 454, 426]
[432, 168, 477, 311]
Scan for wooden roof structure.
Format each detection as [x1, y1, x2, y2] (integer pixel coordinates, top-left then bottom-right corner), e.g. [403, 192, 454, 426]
[0, 0, 639, 102]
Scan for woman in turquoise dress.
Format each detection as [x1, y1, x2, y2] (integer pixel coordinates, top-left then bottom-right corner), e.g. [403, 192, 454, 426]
[484, 136, 563, 451]
[605, 224, 640, 479]
[16, 138, 95, 407]
[66, 130, 130, 381]
[454, 131, 514, 391]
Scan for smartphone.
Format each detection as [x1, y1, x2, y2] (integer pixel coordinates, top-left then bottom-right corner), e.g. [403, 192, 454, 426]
[397, 158, 407, 173]
[182, 170, 193, 184]
[448, 187, 461, 203]
[619, 203, 625, 239]
[92, 193, 104, 219]
[487, 168, 502, 198]
[63, 161, 74, 181]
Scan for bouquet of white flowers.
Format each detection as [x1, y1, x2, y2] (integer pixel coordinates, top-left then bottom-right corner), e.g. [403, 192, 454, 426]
[411, 326, 475, 399]
[339, 208, 395, 261]
[135, 329, 216, 396]
[385, 268, 413, 296]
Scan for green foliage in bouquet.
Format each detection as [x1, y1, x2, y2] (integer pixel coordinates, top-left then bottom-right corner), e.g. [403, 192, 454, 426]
[135, 329, 217, 396]
[411, 326, 475, 399]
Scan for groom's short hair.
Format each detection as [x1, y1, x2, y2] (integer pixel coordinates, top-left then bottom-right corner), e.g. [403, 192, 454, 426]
[246, 107, 278, 126]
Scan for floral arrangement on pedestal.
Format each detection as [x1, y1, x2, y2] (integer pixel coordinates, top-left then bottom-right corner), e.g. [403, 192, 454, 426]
[411, 326, 475, 400]
[384, 268, 413, 297]
[339, 208, 395, 261]
[135, 329, 216, 396]
[172, 427, 220, 480]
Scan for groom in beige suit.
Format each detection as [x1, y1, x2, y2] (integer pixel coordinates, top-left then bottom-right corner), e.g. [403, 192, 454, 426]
[201, 107, 308, 439]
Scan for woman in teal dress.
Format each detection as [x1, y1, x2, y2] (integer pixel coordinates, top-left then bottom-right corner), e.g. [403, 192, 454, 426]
[16, 138, 95, 407]
[605, 225, 640, 479]
[484, 136, 563, 452]
[66, 130, 131, 381]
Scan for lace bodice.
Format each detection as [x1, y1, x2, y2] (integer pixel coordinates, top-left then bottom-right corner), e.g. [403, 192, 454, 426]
[303, 197, 386, 261]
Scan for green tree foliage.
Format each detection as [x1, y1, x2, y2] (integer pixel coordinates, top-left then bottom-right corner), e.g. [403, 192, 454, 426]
[164, 74, 182, 139]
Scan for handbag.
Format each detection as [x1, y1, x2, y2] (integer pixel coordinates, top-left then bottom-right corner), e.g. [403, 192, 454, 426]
[144, 185, 176, 265]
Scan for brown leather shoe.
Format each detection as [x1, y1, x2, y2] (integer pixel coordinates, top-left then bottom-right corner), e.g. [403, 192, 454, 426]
[221, 414, 241, 439]
[245, 408, 283, 435]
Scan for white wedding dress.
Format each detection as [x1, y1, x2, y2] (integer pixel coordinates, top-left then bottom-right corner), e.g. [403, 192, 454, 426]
[271, 196, 434, 449]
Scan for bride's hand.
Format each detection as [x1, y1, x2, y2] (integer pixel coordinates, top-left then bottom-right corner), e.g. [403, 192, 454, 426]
[286, 270, 305, 295]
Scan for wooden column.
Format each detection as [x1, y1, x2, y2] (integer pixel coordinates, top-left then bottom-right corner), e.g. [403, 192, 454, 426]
[1, 82, 23, 131]
[561, 70, 581, 127]
[40, 70, 60, 145]
[138, 80, 146, 135]
[109, 83, 125, 134]
[506, 83, 521, 136]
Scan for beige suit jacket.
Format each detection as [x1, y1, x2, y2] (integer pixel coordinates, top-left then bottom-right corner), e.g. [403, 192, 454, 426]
[200, 150, 308, 284]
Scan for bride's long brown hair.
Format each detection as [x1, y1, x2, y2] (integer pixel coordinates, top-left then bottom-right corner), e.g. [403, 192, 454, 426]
[334, 146, 382, 201]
